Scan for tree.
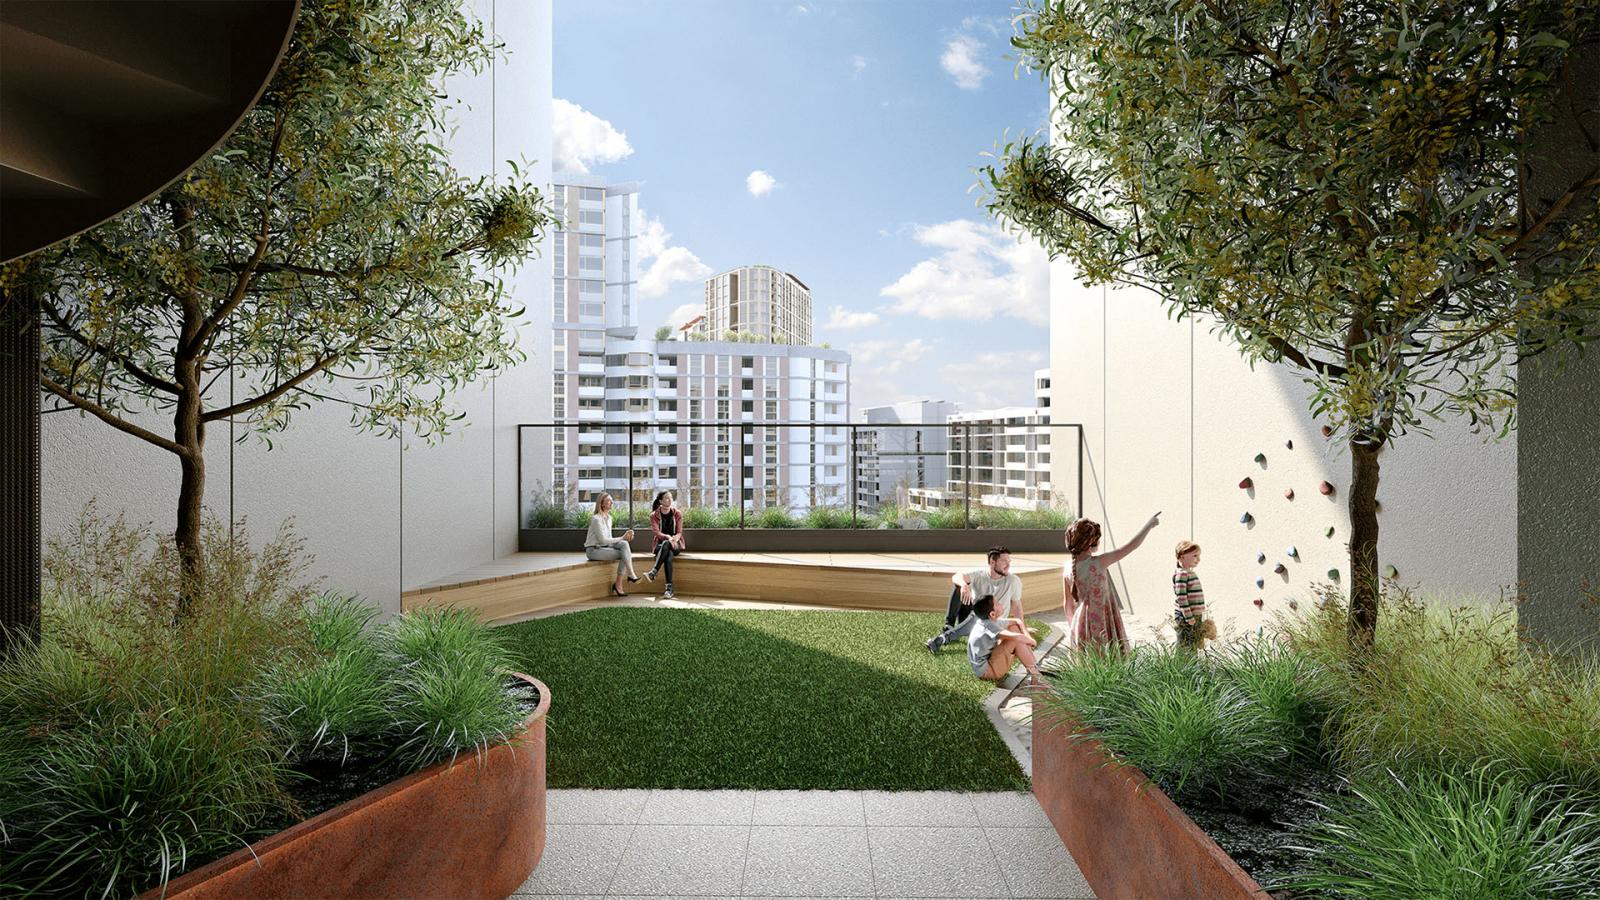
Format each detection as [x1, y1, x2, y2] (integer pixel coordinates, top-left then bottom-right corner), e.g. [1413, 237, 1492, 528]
[654, 325, 673, 341]
[985, 0, 1600, 648]
[6, 0, 551, 608]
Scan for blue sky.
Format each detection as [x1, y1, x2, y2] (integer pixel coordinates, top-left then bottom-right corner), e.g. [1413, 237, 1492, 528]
[553, 0, 1050, 412]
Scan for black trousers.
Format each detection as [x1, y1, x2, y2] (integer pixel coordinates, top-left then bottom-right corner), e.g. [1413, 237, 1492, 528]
[653, 539, 681, 582]
[944, 585, 975, 630]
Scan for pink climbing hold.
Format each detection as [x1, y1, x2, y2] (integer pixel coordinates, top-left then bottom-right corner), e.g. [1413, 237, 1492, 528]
[1239, 477, 1254, 489]
[1284, 488, 1295, 500]
[1319, 481, 1335, 496]
[1253, 598, 1264, 608]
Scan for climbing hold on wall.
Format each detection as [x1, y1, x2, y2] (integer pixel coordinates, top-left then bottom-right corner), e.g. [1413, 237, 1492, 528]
[1239, 477, 1254, 489]
[1327, 568, 1340, 580]
[1324, 526, 1335, 538]
[1384, 564, 1399, 579]
[1321, 425, 1333, 438]
[1253, 598, 1265, 608]
[1274, 563, 1288, 575]
[1375, 500, 1383, 513]
[1285, 439, 1294, 450]
[1254, 452, 1267, 464]
[1240, 512, 1254, 525]
[1286, 545, 1299, 558]
[1255, 577, 1265, 588]
[1284, 488, 1295, 500]
[1320, 481, 1336, 496]
[1257, 551, 1266, 564]
[1288, 598, 1300, 610]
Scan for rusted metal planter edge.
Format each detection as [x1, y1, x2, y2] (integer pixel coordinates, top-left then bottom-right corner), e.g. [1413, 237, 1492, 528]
[1031, 708, 1269, 900]
[146, 674, 551, 900]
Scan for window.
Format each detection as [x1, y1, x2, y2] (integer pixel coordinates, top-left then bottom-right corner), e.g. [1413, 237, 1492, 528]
[659, 355, 677, 368]
[764, 400, 778, 420]
[579, 301, 603, 320]
[578, 233, 603, 249]
[579, 210, 604, 229]
[742, 378, 753, 391]
[553, 237, 565, 276]
[659, 466, 678, 480]
[659, 399, 678, 412]
[578, 375, 603, 388]
[715, 357, 730, 376]
[741, 357, 753, 370]
[579, 443, 603, 456]
[578, 468, 602, 480]
[741, 400, 753, 414]
[577, 398, 602, 410]
[605, 400, 626, 412]
[580, 187, 604, 202]
[716, 383, 729, 398]
[626, 375, 651, 389]
[579, 256, 603, 272]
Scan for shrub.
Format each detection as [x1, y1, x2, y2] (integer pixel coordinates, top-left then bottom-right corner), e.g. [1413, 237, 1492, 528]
[755, 506, 798, 529]
[713, 506, 743, 529]
[1282, 590, 1600, 796]
[266, 595, 390, 763]
[565, 506, 592, 529]
[923, 507, 967, 529]
[872, 503, 904, 528]
[384, 607, 522, 769]
[682, 505, 718, 529]
[804, 506, 852, 529]
[1290, 767, 1600, 899]
[527, 501, 568, 529]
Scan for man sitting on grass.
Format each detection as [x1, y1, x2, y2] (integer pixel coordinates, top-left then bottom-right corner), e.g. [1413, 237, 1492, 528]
[925, 546, 1021, 653]
[967, 594, 1044, 686]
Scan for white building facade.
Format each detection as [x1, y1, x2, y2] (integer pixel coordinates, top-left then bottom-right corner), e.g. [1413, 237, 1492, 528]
[545, 180, 849, 515]
[908, 370, 1055, 513]
[704, 265, 814, 345]
[853, 400, 957, 514]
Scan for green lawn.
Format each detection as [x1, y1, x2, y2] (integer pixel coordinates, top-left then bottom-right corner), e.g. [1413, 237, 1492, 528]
[496, 608, 1034, 791]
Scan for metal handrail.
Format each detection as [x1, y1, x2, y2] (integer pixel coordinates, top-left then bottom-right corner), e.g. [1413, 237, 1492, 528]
[516, 421, 1084, 528]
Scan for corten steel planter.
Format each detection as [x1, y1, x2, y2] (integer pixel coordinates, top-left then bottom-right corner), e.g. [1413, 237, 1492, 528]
[519, 526, 1066, 554]
[146, 674, 550, 900]
[1031, 708, 1268, 900]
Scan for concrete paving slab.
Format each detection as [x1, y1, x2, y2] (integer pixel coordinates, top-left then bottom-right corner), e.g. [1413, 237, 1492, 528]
[751, 790, 866, 826]
[742, 824, 873, 897]
[867, 826, 1011, 898]
[640, 789, 757, 825]
[607, 824, 748, 896]
[861, 791, 979, 827]
[514, 822, 633, 896]
[986, 826, 1096, 899]
[972, 792, 1053, 829]
[548, 789, 650, 825]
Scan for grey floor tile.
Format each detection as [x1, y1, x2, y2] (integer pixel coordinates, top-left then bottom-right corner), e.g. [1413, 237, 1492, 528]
[515, 823, 634, 896]
[987, 827, 1096, 899]
[741, 825, 873, 897]
[641, 789, 757, 825]
[549, 789, 651, 825]
[867, 826, 1010, 898]
[971, 791, 1052, 828]
[861, 791, 978, 827]
[608, 824, 749, 896]
[751, 790, 866, 826]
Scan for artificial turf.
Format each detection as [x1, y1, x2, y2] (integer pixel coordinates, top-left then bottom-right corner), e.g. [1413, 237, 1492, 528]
[495, 607, 1034, 791]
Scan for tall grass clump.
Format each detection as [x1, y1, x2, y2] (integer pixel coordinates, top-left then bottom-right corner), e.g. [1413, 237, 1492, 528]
[0, 508, 312, 898]
[565, 506, 592, 529]
[804, 506, 852, 528]
[713, 506, 744, 529]
[1040, 641, 1327, 801]
[755, 506, 798, 528]
[384, 607, 523, 769]
[1283, 590, 1600, 798]
[1290, 767, 1600, 899]
[265, 594, 391, 763]
[924, 506, 967, 529]
[527, 501, 568, 529]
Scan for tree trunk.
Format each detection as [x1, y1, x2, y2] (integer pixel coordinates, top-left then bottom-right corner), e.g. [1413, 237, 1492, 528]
[1347, 439, 1382, 650]
[174, 381, 206, 618]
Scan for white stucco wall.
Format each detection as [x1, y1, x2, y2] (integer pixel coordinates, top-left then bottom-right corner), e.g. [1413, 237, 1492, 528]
[1048, 262, 1517, 638]
[40, 0, 554, 616]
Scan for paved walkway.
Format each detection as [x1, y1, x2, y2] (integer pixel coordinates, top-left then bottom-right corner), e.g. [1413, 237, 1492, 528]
[514, 789, 1095, 899]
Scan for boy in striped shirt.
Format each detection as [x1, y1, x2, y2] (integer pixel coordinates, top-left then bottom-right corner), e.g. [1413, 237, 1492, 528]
[1173, 541, 1213, 652]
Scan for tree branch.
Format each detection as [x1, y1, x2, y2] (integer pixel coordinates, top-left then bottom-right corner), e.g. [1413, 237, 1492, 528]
[38, 298, 181, 395]
[40, 374, 189, 457]
[202, 352, 342, 422]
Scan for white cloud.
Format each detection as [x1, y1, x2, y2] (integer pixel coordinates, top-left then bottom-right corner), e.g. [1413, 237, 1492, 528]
[850, 338, 935, 375]
[552, 99, 633, 174]
[746, 170, 779, 197]
[879, 219, 1049, 325]
[793, 3, 812, 13]
[846, 338, 938, 409]
[851, 54, 868, 76]
[940, 351, 1047, 409]
[825, 305, 880, 330]
[940, 36, 989, 90]
[666, 302, 704, 329]
[635, 210, 712, 300]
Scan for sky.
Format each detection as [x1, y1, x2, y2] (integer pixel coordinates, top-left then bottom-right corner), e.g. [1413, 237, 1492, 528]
[553, 0, 1051, 414]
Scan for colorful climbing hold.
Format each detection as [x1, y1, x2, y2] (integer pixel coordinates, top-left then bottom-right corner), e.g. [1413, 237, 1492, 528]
[1240, 512, 1254, 525]
[1253, 598, 1265, 608]
[1324, 526, 1335, 538]
[1285, 439, 1294, 450]
[1288, 599, 1300, 610]
[1256, 551, 1266, 564]
[1327, 568, 1340, 580]
[1321, 425, 1333, 438]
[1320, 481, 1336, 496]
[1384, 564, 1399, 579]
[1254, 452, 1267, 464]
[1284, 488, 1295, 500]
[1286, 545, 1299, 558]
[1239, 477, 1254, 490]
[1273, 563, 1288, 575]
[1255, 577, 1265, 588]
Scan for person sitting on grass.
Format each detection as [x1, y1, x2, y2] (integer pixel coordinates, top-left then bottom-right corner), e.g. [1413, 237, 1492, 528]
[643, 489, 685, 600]
[924, 546, 1022, 653]
[967, 594, 1045, 687]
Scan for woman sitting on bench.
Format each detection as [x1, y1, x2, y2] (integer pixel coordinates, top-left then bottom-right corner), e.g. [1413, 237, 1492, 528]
[967, 594, 1044, 686]
[644, 490, 685, 600]
[584, 492, 640, 597]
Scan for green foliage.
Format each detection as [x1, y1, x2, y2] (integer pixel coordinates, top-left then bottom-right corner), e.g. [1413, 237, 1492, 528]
[755, 507, 799, 529]
[266, 595, 389, 763]
[528, 501, 569, 529]
[1290, 768, 1600, 899]
[987, 0, 1600, 445]
[682, 505, 718, 529]
[383, 607, 522, 770]
[713, 506, 744, 529]
[923, 506, 968, 529]
[1282, 590, 1600, 796]
[496, 608, 1031, 790]
[654, 325, 672, 340]
[873, 503, 905, 528]
[9, 0, 554, 545]
[1039, 642, 1326, 801]
[566, 506, 593, 529]
[803, 506, 853, 528]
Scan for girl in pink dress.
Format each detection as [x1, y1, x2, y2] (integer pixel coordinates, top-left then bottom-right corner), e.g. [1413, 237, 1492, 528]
[1063, 513, 1161, 653]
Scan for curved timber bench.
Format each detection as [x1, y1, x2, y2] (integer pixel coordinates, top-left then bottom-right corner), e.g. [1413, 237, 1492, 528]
[401, 551, 1068, 622]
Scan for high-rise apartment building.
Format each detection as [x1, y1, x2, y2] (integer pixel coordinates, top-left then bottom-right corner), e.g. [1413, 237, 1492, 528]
[909, 369, 1055, 512]
[853, 400, 957, 513]
[704, 265, 813, 345]
[548, 177, 849, 512]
